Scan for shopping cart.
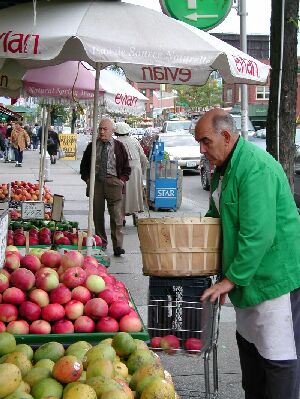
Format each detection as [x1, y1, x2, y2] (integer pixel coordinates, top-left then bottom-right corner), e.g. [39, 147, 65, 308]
[147, 276, 221, 399]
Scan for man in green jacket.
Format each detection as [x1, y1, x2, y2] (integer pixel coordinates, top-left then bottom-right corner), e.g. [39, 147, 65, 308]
[195, 109, 300, 399]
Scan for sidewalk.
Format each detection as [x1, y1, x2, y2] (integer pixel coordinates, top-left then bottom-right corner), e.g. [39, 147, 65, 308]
[0, 149, 243, 398]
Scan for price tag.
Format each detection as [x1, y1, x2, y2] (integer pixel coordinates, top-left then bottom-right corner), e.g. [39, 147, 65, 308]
[0, 210, 9, 269]
[21, 201, 45, 220]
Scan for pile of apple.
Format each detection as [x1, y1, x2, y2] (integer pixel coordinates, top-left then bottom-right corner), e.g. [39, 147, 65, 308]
[10, 181, 53, 204]
[150, 335, 203, 356]
[0, 247, 142, 335]
[0, 183, 9, 201]
[7, 227, 102, 247]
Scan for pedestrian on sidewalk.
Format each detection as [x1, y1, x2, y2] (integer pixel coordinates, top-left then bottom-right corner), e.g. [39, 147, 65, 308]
[11, 122, 30, 167]
[196, 109, 300, 399]
[31, 123, 40, 150]
[115, 122, 148, 225]
[80, 117, 131, 256]
[47, 126, 60, 164]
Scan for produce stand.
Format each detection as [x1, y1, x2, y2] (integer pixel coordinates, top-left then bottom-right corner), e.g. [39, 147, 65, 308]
[14, 292, 149, 346]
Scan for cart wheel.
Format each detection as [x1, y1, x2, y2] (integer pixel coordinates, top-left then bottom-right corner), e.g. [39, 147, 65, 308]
[132, 214, 138, 227]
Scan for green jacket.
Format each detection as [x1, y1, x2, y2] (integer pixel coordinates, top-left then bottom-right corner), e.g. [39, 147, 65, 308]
[207, 137, 300, 308]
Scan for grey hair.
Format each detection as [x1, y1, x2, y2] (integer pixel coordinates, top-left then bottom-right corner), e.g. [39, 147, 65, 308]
[212, 113, 237, 135]
[100, 116, 116, 130]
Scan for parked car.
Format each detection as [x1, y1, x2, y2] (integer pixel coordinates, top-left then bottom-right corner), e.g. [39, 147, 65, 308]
[161, 120, 191, 133]
[231, 114, 256, 137]
[199, 155, 212, 191]
[158, 132, 200, 170]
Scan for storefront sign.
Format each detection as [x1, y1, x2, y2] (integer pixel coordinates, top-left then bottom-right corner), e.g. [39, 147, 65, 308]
[58, 134, 77, 160]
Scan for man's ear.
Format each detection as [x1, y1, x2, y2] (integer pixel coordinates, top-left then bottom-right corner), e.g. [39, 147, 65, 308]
[221, 130, 231, 144]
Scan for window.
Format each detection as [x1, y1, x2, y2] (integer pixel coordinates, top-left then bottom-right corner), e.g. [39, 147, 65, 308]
[226, 88, 233, 102]
[256, 86, 269, 100]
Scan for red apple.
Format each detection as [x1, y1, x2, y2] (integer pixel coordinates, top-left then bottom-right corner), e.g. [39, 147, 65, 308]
[39, 227, 51, 236]
[61, 250, 84, 270]
[82, 263, 100, 277]
[74, 315, 95, 333]
[0, 321, 6, 332]
[160, 335, 180, 354]
[93, 235, 102, 246]
[56, 236, 71, 245]
[0, 303, 18, 322]
[29, 288, 50, 308]
[101, 274, 116, 286]
[108, 300, 131, 320]
[39, 235, 52, 245]
[50, 284, 72, 305]
[84, 298, 108, 319]
[70, 233, 78, 246]
[20, 254, 41, 272]
[14, 234, 26, 246]
[6, 320, 29, 334]
[0, 273, 9, 293]
[184, 338, 203, 354]
[5, 245, 19, 255]
[85, 275, 105, 293]
[30, 319, 51, 334]
[29, 236, 40, 246]
[96, 316, 119, 332]
[119, 314, 142, 332]
[19, 301, 41, 322]
[41, 250, 62, 268]
[7, 236, 14, 246]
[53, 231, 65, 243]
[4, 252, 20, 271]
[71, 286, 92, 304]
[36, 269, 59, 291]
[63, 267, 87, 289]
[10, 268, 35, 291]
[150, 336, 162, 350]
[28, 248, 45, 260]
[42, 303, 65, 322]
[52, 319, 74, 334]
[64, 300, 84, 320]
[83, 256, 99, 268]
[98, 287, 119, 305]
[2, 287, 26, 305]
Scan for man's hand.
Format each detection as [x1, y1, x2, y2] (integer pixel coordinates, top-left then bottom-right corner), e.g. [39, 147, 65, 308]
[201, 277, 235, 305]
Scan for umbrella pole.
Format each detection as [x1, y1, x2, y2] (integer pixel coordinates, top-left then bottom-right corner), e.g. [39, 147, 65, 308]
[38, 105, 46, 201]
[87, 62, 101, 255]
[39, 106, 51, 201]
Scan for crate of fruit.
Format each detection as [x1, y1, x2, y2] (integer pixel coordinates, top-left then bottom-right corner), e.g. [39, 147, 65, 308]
[1, 247, 148, 345]
[147, 276, 219, 355]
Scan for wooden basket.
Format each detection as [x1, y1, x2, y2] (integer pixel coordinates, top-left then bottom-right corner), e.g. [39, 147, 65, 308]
[137, 217, 221, 277]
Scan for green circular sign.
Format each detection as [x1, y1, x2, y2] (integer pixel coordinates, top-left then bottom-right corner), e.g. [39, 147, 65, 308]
[160, 0, 233, 31]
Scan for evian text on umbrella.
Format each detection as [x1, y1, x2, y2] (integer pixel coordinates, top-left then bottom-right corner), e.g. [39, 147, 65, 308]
[0, 31, 40, 54]
[115, 94, 138, 107]
[233, 56, 259, 78]
[141, 67, 191, 83]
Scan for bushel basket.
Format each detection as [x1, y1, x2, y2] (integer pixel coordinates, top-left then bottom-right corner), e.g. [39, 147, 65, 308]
[137, 217, 221, 277]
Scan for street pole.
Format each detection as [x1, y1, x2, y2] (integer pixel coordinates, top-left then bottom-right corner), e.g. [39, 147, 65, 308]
[238, 0, 248, 140]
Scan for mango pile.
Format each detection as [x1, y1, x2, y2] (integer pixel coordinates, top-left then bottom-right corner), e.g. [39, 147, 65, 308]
[0, 331, 177, 399]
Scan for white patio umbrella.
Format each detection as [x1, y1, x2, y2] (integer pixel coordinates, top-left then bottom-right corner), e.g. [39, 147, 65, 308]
[0, 0, 270, 253]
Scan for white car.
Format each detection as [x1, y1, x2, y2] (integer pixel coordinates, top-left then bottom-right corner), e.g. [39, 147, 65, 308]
[161, 120, 191, 133]
[158, 132, 200, 170]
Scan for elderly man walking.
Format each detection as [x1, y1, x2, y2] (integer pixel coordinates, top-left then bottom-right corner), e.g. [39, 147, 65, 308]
[80, 117, 131, 256]
[196, 109, 300, 399]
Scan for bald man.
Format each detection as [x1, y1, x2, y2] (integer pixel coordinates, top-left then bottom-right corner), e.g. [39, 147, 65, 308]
[195, 109, 300, 399]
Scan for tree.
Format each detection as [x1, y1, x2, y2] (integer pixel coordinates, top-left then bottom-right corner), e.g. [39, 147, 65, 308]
[266, 0, 299, 189]
[173, 78, 223, 111]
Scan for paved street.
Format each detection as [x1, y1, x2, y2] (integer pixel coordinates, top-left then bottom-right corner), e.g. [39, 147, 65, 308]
[1, 146, 241, 399]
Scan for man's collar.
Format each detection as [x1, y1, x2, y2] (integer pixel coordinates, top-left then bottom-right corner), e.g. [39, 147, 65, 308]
[216, 136, 240, 176]
[97, 137, 114, 145]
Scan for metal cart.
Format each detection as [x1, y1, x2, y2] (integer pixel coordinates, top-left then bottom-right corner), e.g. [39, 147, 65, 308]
[147, 276, 220, 399]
